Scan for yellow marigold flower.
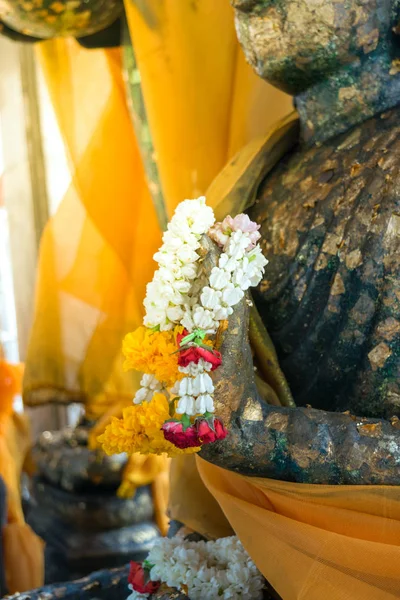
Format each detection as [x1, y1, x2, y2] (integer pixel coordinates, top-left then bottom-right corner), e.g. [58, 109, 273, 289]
[122, 327, 180, 387]
[98, 393, 200, 458]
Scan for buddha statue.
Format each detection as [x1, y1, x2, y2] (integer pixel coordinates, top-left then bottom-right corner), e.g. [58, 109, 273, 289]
[200, 0, 400, 484]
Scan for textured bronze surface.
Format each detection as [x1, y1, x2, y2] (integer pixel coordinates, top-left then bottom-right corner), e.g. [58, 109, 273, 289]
[199, 238, 400, 484]
[0, 0, 122, 39]
[250, 105, 400, 421]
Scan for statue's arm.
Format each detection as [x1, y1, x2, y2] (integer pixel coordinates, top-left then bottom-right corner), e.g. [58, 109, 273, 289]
[199, 244, 400, 485]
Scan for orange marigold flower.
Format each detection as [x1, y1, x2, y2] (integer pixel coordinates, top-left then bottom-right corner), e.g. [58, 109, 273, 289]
[122, 327, 180, 388]
[98, 393, 200, 458]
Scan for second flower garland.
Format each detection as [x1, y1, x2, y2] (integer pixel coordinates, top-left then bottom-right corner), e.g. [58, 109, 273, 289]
[99, 197, 267, 457]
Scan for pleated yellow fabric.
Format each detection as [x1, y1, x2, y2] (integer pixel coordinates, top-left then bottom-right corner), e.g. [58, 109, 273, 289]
[24, 41, 162, 412]
[24, 39, 169, 503]
[197, 458, 400, 600]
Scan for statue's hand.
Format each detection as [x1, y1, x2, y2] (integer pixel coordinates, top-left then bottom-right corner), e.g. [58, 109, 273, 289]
[198, 237, 400, 485]
[198, 236, 281, 469]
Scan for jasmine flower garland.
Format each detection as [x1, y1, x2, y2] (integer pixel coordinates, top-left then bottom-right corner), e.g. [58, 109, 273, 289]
[126, 536, 265, 600]
[143, 197, 215, 331]
[98, 197, 268, 457]
[137, 199, 267, 416]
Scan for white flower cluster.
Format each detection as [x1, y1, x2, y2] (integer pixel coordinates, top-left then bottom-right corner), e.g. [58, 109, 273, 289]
[172, 359, 214, 415]
[183, 230, 268, 335]
[143, 197, 215, 331]
[134, 374, 167, 404]
[127, 535, 265, 600]
[135, 198, 268, 409]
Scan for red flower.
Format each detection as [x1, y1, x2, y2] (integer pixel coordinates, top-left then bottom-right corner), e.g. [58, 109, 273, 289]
[196, 417, 228, 444]
[179, 346, 222, 371]
[161, 420, 201, 449]
[128, 561, 160, 594]
[177, 329, 222, 371]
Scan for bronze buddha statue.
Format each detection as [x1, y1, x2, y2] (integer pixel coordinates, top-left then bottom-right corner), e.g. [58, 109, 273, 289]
[201, 0, 400, 484]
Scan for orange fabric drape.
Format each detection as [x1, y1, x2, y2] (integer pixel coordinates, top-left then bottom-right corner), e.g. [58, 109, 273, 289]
[24, 41, 161, 412]
[197, 458, 400, 600]
[0, 360, 44, 593]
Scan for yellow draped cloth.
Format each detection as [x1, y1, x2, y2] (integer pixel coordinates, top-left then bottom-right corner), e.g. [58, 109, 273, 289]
[197, 458, 400, 600]
[23, 0, 291, 522]
[0, 359, 44, 593]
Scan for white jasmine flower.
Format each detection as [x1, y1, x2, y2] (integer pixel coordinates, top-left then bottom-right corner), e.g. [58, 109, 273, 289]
[247, 246, 268, 270]
[166, 305, 184, 322]
[176, 244, 199, 264]
[195, 393, 214, 413]
[181, 311, 195, 332]
[221, 256, 240, 273]
[178, 359, 212, 376]
[146, 536, 265, 600]
[153, 265, 175, 283]
[134, 374, 168, 404]
[213, 306, 233, 320]
[180, 263, 198, 279]
[192, 373, 214, 395]
[174, 197, 215, 234]
[177, 395, 196, 415]
[141, 374, 161, 390]
[249, 273, 263, 287]
[218, 253, 229, 269]
[231, 267, 252, 290]
[171, 279, 192, 295]
[143, 309, 168, 330]
[222, 284, 244, 306]
[145, 281, 170, 306]
[200, 286, 222, 310]
[193, 306, 216, 330]
[209, 267, 231, 290]
[133, 386, 152, 404]
[161, 229, 184, 251]
[225, 231, 250, 260]
[179, 377, 194, 396]
[153, 250, 178, 268]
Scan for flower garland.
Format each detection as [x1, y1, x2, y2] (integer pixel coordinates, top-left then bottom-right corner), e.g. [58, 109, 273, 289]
[99, 197, 267, 457]
[126, 536, 265, 600]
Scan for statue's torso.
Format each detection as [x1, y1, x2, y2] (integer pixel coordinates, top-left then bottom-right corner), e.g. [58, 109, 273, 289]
[250, 106, 400, 419]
